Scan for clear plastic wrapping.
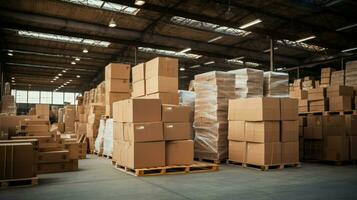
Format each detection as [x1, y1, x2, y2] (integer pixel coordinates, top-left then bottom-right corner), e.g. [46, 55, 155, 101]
[229, 68, 264, 98]
[94, 119, 106, 154]
[179, 90, 196, 109]
[263, 71, 289, 97]
[103, 119, 114, 156]
[193, 71, 235, 160]
[4, 82, 11, 95]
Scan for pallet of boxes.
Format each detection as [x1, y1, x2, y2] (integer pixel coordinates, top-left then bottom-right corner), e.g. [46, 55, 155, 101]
[227, 97, 301, 170]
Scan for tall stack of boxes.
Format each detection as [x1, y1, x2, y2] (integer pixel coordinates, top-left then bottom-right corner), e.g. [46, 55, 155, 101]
[289, 79, 308, 113]
[36, 104, 49, 121]
[327, 86, 353, 112]
[104, 63, 131, 117]
[302, 76, 315, 90]
[64, 105, 76, 133]
[320, 67, 335, 87]
[1, 95, 16, 115]
[227, 97, 299, 166]
[86, 104, 105, 151]
[308, 88, 327, 112]
[132, 63, 146, 98]
[75, 97, 86, 136]
[331, 70, 345, 86]
[345, 61, 357, 89]
[193, 71, 235, 161]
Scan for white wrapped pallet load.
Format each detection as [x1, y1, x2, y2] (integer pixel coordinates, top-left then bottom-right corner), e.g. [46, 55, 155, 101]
[229, 68, 264, 98]
[103, 119, 114, 157]
[94, 119, 106, 154]
[263, 71, 289, 97]
[179, 90, 196, 109]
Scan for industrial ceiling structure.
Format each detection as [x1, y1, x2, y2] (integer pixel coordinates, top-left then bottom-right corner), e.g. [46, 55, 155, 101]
[1, 0, 357, 91]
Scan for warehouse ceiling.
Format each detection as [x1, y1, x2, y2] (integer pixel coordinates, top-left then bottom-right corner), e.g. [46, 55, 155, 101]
[1, 0, 357, 91]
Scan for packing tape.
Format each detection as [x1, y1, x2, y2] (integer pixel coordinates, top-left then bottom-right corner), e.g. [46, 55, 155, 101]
[166, 125, 174, 128]
[136, 126, 145, 130]
[165, 107, 173, 111]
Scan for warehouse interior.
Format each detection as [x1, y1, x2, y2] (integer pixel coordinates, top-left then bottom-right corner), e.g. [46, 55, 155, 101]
[1, 0, 357, 199]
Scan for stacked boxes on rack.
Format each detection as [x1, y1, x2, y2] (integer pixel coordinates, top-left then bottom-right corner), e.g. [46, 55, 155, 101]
[64, 105, 76, 133]
[327, 86, 354, 112]
[193, 71, 235, 161]
[308, 88, 327, 112]
[320, 67, 335, 87]
[86, 104, 105, 151]
[302, 76, 315, 90]
[104, 63, 131, 117]
[331, 70, 345, 86]
[345, 61, 357, 89]
[228, 97, 299, 166]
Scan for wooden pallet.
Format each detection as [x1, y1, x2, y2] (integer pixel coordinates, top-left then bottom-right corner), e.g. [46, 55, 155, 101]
[325, 110, 354, 115]
[227, 161, 301, 171]
[300, 110, 355, 116]
[194, 157, 226, 164]
[0, 177, 38, 189]
[226, 160, 244, 167]
[112, 161, 219, 176]
[102, 154, 112, 159]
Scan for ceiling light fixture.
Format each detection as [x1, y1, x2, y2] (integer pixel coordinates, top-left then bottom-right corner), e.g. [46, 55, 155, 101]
[11, 77, 15, 79]
[83, 48, 88, 53]
[7, 52, 13, 56]
[239, 19, 262, 29]
[179, 67, 185, 71]
[69, 79, 72, 82]
[76, 75, 81, 78]
[75, 57, 80, 61]
[336, 23, 357, 32]
[341, 47, 357, 53]
[64, 83, 67, 86]
[179, 48, 191, 53]
[58, 73, 63, 76]
[204, 61, 215, 65]
[263, 47, 279, 53]
[135, 0, 145, 6]
[71, 61, 76, 65]
[296, 35, 316, 43]
[190, 65, 201, 69]
[109, 18, 117, 28]
[50, 80, 54, 83]
[62, 69, 67, 73]
[11, 80, 15, 83]
[55, 76, 59, 79]
[208, 36, 223, 43]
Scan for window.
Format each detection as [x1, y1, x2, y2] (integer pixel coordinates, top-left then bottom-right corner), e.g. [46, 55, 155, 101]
[64, 92, 75, 105]
[40, 91, 52, 104]
[53, 92, 64, 105]
[11, 89, 16, 96]
[15, 90, 27, 103]
[28, 91, 40, 104]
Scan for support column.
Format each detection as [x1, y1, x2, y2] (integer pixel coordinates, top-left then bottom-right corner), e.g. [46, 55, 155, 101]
[270, 38, 274, 71]
[297, 67, 300, 79]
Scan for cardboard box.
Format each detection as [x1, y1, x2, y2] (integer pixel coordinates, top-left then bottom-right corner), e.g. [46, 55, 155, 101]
[36, 104, 49, 120]
[132, 80, 146, 98]
[350, 136, 357, 160]
[228, 141, 246, 163]
[228, 97, 280, 121]
[245, 121, 280, 143]
[145, 92, 179, 105]
[304, 140, 323, 160]
[37, 150, 69, 163]
[228, 121, 245, 141]
[163, 122, 193, 141]
[105, 63, 130, 79]
[146, 76, 178, 94]
[246, 142, 281, 165]
[145, 57, 178, 79]
[58, 122, 65, 133]
[303, 127, 323, 139]
[113, 122, 123, 142]
[117, 141, 165, 169]
[105, 79, 130, 93]
[86, 123, 98, 138]
[24, 124, 49, 134]
[113, 99, 161, 122]
[166, 140, 193, 165]
[329, 96, 352, 112]
[162, 104, 192, 122]
[326, 85, 354, 97]
[309, 100, 328, 112]
[323, 136, 349, 161]
[308, 88, 326, 101]
[132, 63, 145, 83]
[307, 115, 323, 127]
[289, 90, 308, 99]
[281, 120, 299, 142]
[345, 115, 357, 136]
[105, 92, 131, 106]
[280, 98, 298, 120]
[323, 115, 347, 136]
[281, 142, 299, 163]
[122, 122, 163, 142]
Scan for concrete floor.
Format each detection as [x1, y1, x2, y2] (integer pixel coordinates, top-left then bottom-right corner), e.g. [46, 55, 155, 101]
[1, 155, 357, 200]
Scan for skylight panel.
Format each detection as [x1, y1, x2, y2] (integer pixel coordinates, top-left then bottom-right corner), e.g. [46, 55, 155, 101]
[17, 30, 110, 47]
[276, 39, 326, 52]
[170, 16, 250, 37]
[138, 47, 202, 59]
[61, 0, 140, 15]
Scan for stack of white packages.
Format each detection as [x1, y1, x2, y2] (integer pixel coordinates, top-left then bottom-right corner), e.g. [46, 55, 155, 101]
[193, 71, 235, 161]
[103, 119, 114, 157]
[263, 71, 289, 97]
[345, 61, 357, 89]
[229, 68, 264, 98]
[179, 90, 196, 109]
[94, 119, 106, 154]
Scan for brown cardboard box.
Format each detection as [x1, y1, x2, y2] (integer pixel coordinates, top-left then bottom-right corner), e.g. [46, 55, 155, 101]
[228, 121, 245, 141]
[132, 80, 146, 98]
[0, 143, 34, 179]
[105, 92, 131, 106]
[281, 142, 299, 163]
[113, 122, 123, 141]
[326, 85, 354, 97]
[281, 120, 299, 142]
[309, 99, 328, 112]
[246, 142, 281, 165]
[36, 104, 49, 120]
[105, 63, 130, 79]
[146, 76, 178, 94]
[345, 115, 357, 136]
[117, 141, 165, 169]
[323, 115, 347, 136]
[245, 121, 280, 143]
[132, 63, 145, 83]
[228, 141, 246, 163]
[113, 99, 161, 122]
[58, 122, 65, 133]
[86, 123, 98, 138]
[308, 88, 326, 101]
[65, 143, 81, 160]
[37, 150, 69, 163]
[145, 92, 179, 105]
[350, 136, 357, 160]
[24, 124, 49, 134]
[304, 140, 323, 160]
[323, 136, 349, 161]
[75, 122, 87, 135]
[299, 116, 307, 127]
[123, 122, 163, 142]
[289, 90, 308, 99]
[162, 104, 193, 122]
[228, 97, 280, 121]
[307, 115, 323, 127]
[280, 98, 298, 120]
[87, 113, 101, 124]
[166, 140, 194, 165]
[145, 57, 178, 79]
[105, 79, 130, 93]
[163, 122, 193, 141]
[329, 96, 352, 112]
[304, 127, 323, 139]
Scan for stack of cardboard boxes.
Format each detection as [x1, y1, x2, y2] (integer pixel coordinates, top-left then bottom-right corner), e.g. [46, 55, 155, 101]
[345, 61, 357, 90]
[302, 76, 315, 90]
[19, 119, 50, 136]
[64, 105, 76, 133]
[1, 95, 16, 115]
[86, 104, 105, 151]
[132, 57, 179, 105]
[308, 88, 327, 112]
[75, 97, 87, 136]
[104, 63, 131, 117]
[320, 67, 335, 87]
[331, 70, 345, 86]
[289, 79, 308, 113]
[327, 86, 353, 112]
[193, 71, 235, 161]
[35, 104, 49, 121]
[227, 97, 299, 166]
